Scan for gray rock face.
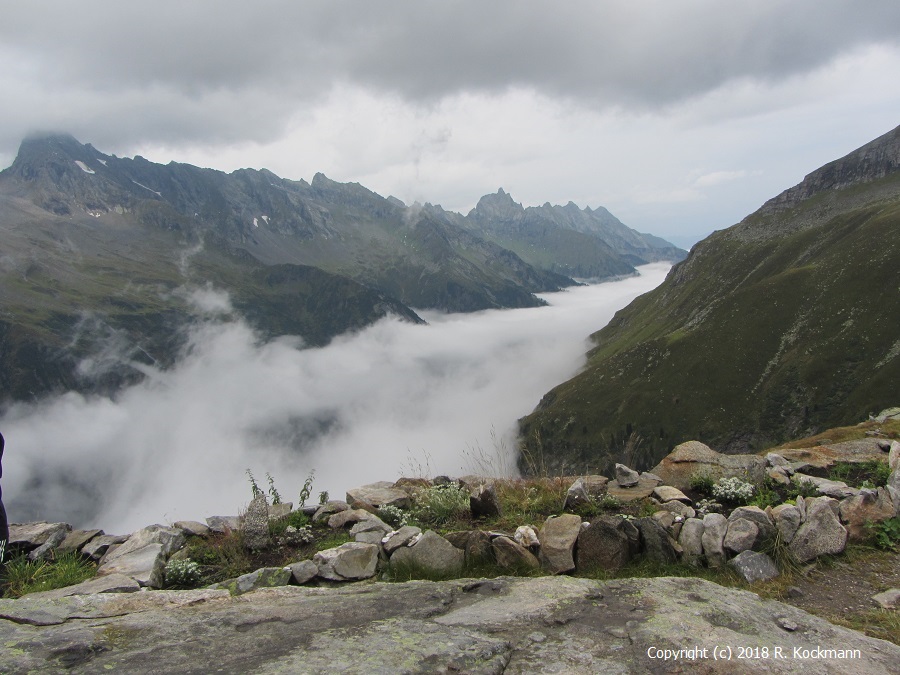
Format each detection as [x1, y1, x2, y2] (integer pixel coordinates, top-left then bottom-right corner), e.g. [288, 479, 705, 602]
[97, 525, 185, 589]
[217, 567, 293, 596]
[81, 534, 128, 561]
[328, 508, 386, 530]
[701, 513, 728, 567]
[173, 521, 210, 537]
[575, 516, 631, 572]
[27, 525, 71, 561]
[286, 560, 318, 585]
[649, 440, 767, 490]
[56, 529, 103, 554]
[205, 515, 242, 533]
[564, 478, 590, 510]
[382, 526, 422, 554]
[314, 542, 380, 581]
[652, 485, 690, 503]
[8, 522, 71, 553]
[23, 573, 141, 600]
[537, 514, 582, 574]
[345, 482, 410, 509]
[2, 576, 896, 674]
[635, 518, 676, 565]
[789, 497, 848, 563]
[723, 518, 759, 555]
[728, 550, 780, 583]
[771, 504, 802, 544]
[243, 494, 271, 551]
[615, 463, 640, 487]
[657, 500, 695, 519]
[391, 531, 464, 577]
[491, 536, 540, 571]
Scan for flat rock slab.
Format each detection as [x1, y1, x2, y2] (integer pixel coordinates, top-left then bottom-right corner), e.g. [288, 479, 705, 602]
[606, 474, 659, 502]
[22, 574, 141, 601]
[345, 482, 410, 509]
[1, 577, 897, 673]
[776, 439, 888, 469]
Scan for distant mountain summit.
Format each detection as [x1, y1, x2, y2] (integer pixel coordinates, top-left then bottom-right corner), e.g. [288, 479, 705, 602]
[520, 123, 900, 474]
[0, 133, 681, 402]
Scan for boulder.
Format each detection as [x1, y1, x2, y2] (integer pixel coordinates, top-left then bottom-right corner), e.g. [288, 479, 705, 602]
[491, 536, 540, 571]
[793, 473, 857, 499]
[770, 504, 802, 544]
[312, 500, 350, 523]
[382, 526, 423, 554]
[872, 588, 900, 610]
[651, 486, 691, 504]
[727, 506, 775, 549]
[838, 488, 896, 540]
[217, 567, 292, 596]
[537, 514, 582, 574]
[564, 478, 590, 510]
[575, 516, 632, 572]
[649, 440, 766, 490]
[81, 534, 129, 561]
[102, 525, 185, 564]
[56, 529, 103, 554]
[268, 503, 293, 521]
[390, 531, 464, 576]
[464, 529, 493, 563]
[513, 525, 540, 549]
[243, 493, 271, 551]
[7, 522, 71, 554]
[723, 518, 759, 555]
[314, 542, 380, 581]
[657, 500, 695, 519]
[889, 440, 900, 472]
[606, 474, 659, 502]
[469, 482, 502, 519]
[729, 550, 779, 583]
[206, 515, 242, 533]
[98, 543, 167, 588]
[615, 463, 640, 488]
[678, 518, 705, 565]
[174, 521, 210, 537]
[635, 518, 677, 565]
[350, 518, 392, 537]
[27, 525, 71, 561]
[346, 482, 410, 509]
[701, 513, 728, 568]
[789, 497, 848, 563]
[285, 560, 318, 585]
[328, 509, 387, 530]
[651, 511, 676, 531]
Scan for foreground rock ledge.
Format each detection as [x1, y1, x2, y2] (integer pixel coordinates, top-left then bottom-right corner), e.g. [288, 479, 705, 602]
[1, 577, 897, 674]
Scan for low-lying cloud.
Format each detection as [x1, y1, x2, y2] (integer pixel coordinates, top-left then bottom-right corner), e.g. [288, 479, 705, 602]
[1, 265, 670, 533]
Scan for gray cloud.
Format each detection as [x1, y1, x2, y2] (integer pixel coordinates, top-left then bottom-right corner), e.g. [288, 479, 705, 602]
[0, 267, 669, 533]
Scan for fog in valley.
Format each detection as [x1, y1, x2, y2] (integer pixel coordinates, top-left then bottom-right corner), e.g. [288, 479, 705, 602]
[1, 265, 669, 533]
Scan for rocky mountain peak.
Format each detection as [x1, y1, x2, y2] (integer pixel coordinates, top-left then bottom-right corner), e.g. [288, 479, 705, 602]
[469, 187, 525, 222]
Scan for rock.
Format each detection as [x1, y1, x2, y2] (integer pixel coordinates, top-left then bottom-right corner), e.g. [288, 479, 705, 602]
[651, 511, 676, 530]
[723, 518, 759, 555]
[770, 504, 802, 544]
[390, 531, 464, 576]
[766, 452, 792, 469]
[98, 525, 185, 589]
[874, 407, 900, 423]
[767, 467, 792, 486]
[514, 525, 540, 549]
[657, 500, 695, 519]
[582, 475, 610, 496]
[537, 514, 582, 574]
[793, 473, 858, 499]
[217, 567, 292, 596]
[678, 518, 705, 565]
[354, 530, 386, 545]
[312, 500, 350, 523]
[649, 440, 766, 490]
[350, 518, 392, 536]
[27, 525, 71, 561]
[284, 560, 317, 585]
[205, 515, 242, 533]
[576, 516, 632, 572]
[314, 542, 380, 581]
[328, 508, 386, 530]
[442, 530, 472, 550]
[615, 463, 640, 487]
[652, 486, 691, 504]
[606, 474, 659, 502]
[382, 526, 423, 554]
[469, 482, 501, 519]
[56, 529, 103, 554]
[7, 522, 71, 554]
[346, 482, 410, 509]
[81, 534, 129, 561]
[839, 487, 896, 540]
[102, 525, 185, 564]
[727, 506, 776, 549]
[268, 502, 293, 520]
[729, 550, 779, 583]
[701, 513, 728, 568]
[1, 576, 898, 673]
[635, 518, 677, 565]
[789, 497, 848, 563]
[24, 573, 142, 600]
[464, 529, 493, 563]
[173, 521, 210, 537]
[564, 478, 591, 510]
[872, 588, 900, 610]
[243, 493, 271, 551]
[491, 536, 540, 570]
[889, 440, 900, 472]
[640, 472, 663, 485]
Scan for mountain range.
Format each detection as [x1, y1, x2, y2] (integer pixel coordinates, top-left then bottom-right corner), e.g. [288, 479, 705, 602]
[520, 123, 900, 475]
[0, 134, 683, 401]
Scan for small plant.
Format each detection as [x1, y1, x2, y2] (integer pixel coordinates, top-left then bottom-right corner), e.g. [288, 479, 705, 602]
[596, 493, 622, 511]
[298, 470, 315, 508]
[750, 477, 781, 509]
[688, 470, 716, 495]
[246, 469, 263, 499]
[266, 472, 282, 505]
[787, 477, 819, 500]
[278, 525, 315, 546]
[871, 516, 900, 552]
[377, 505, 408, 529]
[164, 558, 202, 589]
[1, 552, 96, 598]
[711, 476, 754, 504]
[318, 490, 329, 506]
[413, 484, 470, 526]
[694, 498, 723, 517]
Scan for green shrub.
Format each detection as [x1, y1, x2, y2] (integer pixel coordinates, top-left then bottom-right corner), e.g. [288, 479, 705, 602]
[688, 470, 716, 495]
[377, 505, 408, 529]
[164, 558, 202, 589]
[787, 477, 819, 500]
[413, 484, 470, 526]
[871, 516, 900, 552]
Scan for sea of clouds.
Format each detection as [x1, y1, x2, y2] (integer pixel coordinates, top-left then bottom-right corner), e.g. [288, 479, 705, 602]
[1, 264, 669, 533]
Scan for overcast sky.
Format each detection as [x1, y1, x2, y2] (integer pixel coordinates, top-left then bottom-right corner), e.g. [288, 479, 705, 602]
[2, 2, 899, 246]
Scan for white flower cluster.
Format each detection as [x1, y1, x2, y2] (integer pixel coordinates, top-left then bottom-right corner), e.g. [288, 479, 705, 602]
[711, 476, 755, 503]
[164, 558, 202, 587]
[376, 505, 408, 529]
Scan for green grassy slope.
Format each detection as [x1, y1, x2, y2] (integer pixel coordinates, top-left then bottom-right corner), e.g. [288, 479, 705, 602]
[519, 171, 900, 476]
